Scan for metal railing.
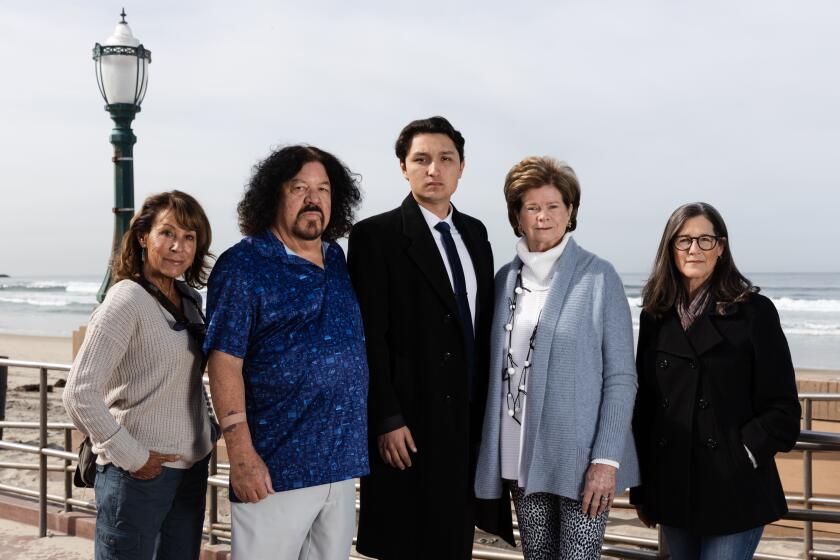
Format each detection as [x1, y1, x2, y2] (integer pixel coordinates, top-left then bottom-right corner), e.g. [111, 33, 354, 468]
[1, 358, 839, 559]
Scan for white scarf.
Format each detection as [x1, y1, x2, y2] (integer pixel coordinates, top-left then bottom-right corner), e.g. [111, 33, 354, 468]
[515, 234, 570, 287]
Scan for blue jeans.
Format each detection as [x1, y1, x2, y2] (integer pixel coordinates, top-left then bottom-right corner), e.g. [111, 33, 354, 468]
[94, 455, 209, 560]
[661, 525, 764, 560]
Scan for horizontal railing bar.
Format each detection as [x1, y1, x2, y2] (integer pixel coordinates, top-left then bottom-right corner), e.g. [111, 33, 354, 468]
[41, 448, 77, 461]
[798, 431, 840, 446]
[785, 494, 840, 507]
[0, 441, 41, 453]
[0, 358, 70, 372]
[0, 485, 95, 510]
[470, 551, 523, 560]
[603, 532, 659, 547]
[813, 551, 840, 560]
[794, 442, 840, 451]
[799, 393, 840, 401]
[0, 421, 76, 430]
[207, 476, 230, 488]
[0, 441, 78, 462]
[0, 462, 71, 472]
[785, 508, 840, 523]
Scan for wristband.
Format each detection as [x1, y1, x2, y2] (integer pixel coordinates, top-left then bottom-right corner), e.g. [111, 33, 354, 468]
[220, 412, 247, 430]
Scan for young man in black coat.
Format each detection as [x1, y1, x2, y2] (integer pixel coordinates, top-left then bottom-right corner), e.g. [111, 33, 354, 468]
[348, 116, 512, 559]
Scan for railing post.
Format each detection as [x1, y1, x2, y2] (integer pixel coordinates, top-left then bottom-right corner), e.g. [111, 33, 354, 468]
[38, 367, 48, 538]
[64, 428, 73, 513]
[803, 398, 813, 560]
[209, 444, 218, 545]
[0, 355, 8, 441]
[657, 525, 670, 559]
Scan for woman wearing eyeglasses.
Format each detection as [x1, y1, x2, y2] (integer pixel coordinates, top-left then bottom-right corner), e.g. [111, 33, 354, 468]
[631, 202, 800, 559]
[63, 191, 215, 560]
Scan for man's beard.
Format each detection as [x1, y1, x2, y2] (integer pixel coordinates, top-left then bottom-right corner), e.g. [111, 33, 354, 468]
[292, 214, 325, 241]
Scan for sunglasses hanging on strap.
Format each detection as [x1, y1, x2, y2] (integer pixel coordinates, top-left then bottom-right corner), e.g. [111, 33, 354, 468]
[131, 276, 220, 440]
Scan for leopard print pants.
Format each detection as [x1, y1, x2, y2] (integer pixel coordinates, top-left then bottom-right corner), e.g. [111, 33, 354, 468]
[510, 485, 609, 560]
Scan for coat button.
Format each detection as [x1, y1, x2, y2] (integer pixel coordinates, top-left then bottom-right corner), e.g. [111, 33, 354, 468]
[658, 437, 668, 448]
[688, 360, 697, 369]
[443, 313, 453, 324]
[698, 398, 709, 409]
[661, 398, 670, 409]
[444, 394, 452, 402]
[706, 437, 719, 450]
[658, 359, 670, 369]
[442, 352, 452, 363]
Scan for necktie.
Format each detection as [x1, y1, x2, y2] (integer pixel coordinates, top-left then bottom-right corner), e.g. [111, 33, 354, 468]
[434, 221, 476, 401]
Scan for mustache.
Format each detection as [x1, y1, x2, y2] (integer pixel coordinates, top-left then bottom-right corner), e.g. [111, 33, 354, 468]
[297, 204, 323, 218]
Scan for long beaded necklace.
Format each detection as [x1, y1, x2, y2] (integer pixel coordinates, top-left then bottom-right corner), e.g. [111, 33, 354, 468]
[502, 267, 541, 425]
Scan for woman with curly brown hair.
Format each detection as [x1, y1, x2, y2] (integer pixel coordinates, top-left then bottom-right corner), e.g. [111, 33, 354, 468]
[64, 190, 215, 560]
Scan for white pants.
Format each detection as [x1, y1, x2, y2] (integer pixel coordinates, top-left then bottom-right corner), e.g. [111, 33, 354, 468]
[231, 479, 356, 560]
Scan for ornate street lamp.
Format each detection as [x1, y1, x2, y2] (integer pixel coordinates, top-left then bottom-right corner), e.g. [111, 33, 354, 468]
[93, 9, 151, 302]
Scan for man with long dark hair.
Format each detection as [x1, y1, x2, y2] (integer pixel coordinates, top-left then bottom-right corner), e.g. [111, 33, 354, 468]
[204, 145, 369, 559]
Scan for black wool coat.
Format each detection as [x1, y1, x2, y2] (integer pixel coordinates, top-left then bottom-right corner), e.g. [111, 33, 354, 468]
[347, 195, 513, 560]
[630, 293, 801, 535]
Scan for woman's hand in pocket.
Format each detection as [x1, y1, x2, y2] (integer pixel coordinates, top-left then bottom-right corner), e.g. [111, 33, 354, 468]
[130, 451, 180, 480]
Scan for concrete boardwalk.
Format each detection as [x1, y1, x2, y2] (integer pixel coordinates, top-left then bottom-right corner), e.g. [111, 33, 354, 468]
[0, 518, 92, 560]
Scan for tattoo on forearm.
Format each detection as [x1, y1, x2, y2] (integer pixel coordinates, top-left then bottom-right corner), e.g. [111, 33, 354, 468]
[224, 424, 238, 434]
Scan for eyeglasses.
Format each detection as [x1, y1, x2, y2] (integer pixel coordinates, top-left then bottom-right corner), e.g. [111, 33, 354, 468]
[672, 235, 720, 251]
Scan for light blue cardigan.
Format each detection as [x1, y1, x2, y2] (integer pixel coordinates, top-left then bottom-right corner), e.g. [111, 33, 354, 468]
[475, 237, 640, 500]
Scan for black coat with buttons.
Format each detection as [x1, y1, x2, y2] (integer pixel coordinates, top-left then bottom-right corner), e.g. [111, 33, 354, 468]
[348, 195, 509, 559]
[630, 293, 800, 536]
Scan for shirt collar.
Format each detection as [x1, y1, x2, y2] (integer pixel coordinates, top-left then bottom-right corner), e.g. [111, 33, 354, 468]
[254, 229, 332, 262]
[418, 203, 454, 232]
[284, 241, 329, 259]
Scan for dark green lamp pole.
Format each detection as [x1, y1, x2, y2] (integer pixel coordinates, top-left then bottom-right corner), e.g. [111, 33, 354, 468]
[93, 9, 151, 303]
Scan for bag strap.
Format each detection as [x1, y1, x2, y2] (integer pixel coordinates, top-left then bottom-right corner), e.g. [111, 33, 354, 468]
[130, 277, 218, 429]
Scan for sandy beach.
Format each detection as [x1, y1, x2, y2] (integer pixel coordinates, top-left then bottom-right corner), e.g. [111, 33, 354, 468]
[0, 334, 73, 365]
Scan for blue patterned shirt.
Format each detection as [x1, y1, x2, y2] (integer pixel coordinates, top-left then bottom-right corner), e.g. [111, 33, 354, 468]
[204, 230, 369, 499]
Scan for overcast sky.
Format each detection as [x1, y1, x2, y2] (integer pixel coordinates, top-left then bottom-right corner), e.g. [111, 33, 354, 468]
[1, 1, 836, 276]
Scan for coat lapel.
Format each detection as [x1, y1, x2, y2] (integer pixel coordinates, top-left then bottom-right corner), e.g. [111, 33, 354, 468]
[686, 311, 725, 356]
[655, 312, 696, 360]
[525, 238, 580, 414]
[452, 205, 492, 320]
[400, 195, 459, 315]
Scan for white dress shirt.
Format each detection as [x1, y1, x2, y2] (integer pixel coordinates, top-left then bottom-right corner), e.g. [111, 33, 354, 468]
[418, 204, 478, 328]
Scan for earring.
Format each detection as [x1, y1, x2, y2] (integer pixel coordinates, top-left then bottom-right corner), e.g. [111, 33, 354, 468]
[566, 221, 573, 231]
[141, 246, 147, 262]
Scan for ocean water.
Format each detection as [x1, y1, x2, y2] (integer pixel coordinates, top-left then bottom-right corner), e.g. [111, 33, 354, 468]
[1, 273, 839, 369]
[622, 272, 840, 370]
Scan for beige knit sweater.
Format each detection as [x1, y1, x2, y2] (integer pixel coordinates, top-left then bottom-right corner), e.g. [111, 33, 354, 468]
[63, 280, 212, 472]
